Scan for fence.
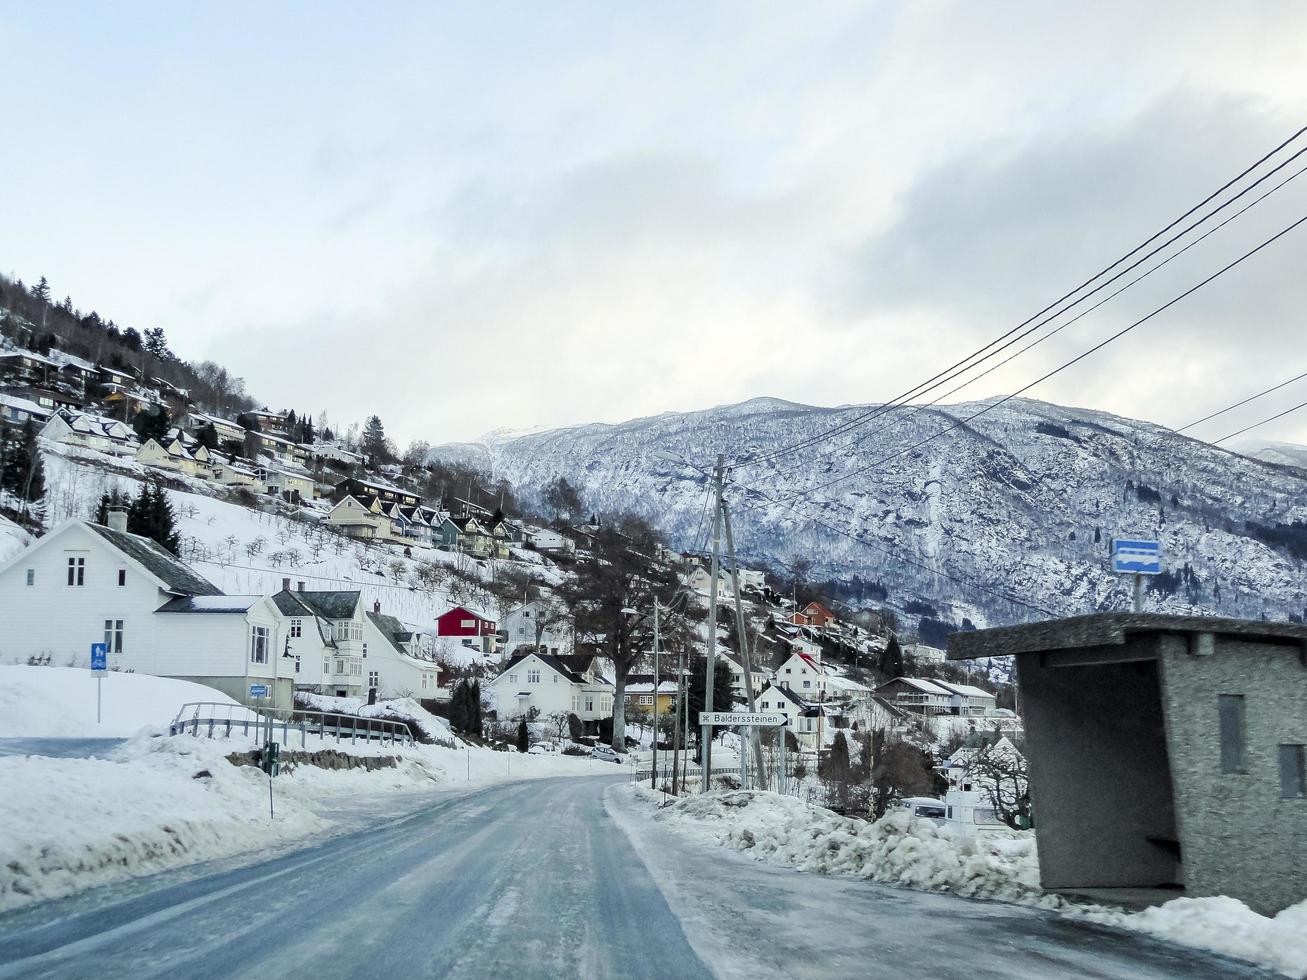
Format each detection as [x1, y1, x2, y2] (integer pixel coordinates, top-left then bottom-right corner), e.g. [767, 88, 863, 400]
[168, 701, 419, 750]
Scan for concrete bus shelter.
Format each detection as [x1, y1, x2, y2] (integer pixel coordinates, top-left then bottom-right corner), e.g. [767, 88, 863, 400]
[948, 613, 1307, 914]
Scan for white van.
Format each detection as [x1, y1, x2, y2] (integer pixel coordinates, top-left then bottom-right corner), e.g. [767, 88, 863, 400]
[898, 797, 947, 821]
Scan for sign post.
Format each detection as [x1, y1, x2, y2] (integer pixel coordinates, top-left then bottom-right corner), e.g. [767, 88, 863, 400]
[699, 712, 788, 790]
[1111, 538, 1162, 612]
[90, 642, 108, 724]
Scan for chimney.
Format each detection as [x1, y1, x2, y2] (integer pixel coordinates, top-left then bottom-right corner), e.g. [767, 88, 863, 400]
[297, 581, 305, 592]
[373, 599, 381, 614]
[107, 507, 128, 533]
[282, 577, 290, 591]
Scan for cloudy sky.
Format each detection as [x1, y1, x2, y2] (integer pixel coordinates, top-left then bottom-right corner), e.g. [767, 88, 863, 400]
[3, 1, 1307, 448]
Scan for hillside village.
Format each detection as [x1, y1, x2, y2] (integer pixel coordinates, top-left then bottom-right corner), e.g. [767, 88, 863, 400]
[0, 275, 1025, 831]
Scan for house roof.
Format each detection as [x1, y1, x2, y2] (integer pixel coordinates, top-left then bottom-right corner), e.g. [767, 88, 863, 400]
[366, 611, 413, 656]
[947, 612, 1307, 661]
[934, 681, 995, 700]
[86, 523, 223, 597]
[156, 595, 262, 613]
[497, 651, 597, 685]
[290, 590, 361, 620]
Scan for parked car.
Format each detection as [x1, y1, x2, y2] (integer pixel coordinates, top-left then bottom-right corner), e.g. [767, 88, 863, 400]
[591, 745, 622, 764]
[528, 742, 558, 755]
[898, 797, 947, 821]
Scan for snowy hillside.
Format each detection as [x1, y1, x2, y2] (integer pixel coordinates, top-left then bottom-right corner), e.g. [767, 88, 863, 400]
[430, 396, 1307, 628]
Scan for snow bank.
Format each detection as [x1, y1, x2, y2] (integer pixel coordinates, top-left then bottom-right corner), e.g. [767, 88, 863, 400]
[1077, 898, 1307, 979]
[0, 723, 604, 911]
[0, 665, 237, 738]
[296, 692, 454, 743]
[622, 786, 1307, 978]
[634, 786, 1052, 907]
[0, 732, 326, 910]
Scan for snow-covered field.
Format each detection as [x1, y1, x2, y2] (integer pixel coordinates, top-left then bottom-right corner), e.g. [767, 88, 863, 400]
[613, 785, 1307, 979]
[0, 666, 234, 738]
[0, 666, 602, 912]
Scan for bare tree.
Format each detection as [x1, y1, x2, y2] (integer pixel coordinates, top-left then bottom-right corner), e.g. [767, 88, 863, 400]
[962, 736, 1030, 829]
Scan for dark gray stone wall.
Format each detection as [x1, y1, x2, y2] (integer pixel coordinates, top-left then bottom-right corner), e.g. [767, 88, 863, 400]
[1158, 635, 1307, 914]
[1018, 647, 1180, 890]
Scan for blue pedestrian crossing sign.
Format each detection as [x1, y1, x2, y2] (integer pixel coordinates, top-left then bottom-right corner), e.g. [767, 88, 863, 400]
[1111, 538, 1162, 576]
[90, 642, 108, 672]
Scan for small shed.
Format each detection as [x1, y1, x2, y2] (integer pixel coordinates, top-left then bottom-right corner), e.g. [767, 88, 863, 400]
[948, 613, 1307, 914]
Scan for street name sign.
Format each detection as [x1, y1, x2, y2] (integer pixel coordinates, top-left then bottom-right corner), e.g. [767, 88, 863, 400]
[699, 711, 787, 727]
[1111, 538, 1162, 575]
[249, 684, 269, 699]
[90, 642, 108, 672]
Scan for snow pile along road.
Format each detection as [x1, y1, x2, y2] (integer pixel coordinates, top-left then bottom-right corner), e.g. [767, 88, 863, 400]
[623, 786, 1307, 979]
[0, 732, 328, 911]
[1077, 898, 1307, 980]
[0, 666, 237, 738]
[638, 786, 1052, 907]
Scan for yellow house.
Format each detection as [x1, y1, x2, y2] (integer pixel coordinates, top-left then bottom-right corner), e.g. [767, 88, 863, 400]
[622, 675, 678, 715]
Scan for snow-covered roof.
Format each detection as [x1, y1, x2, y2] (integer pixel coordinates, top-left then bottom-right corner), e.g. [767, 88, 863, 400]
[0, 393, 51, 417]
[156, 595, 262, 613]
[936, 681, 996, 700]
[894, 677, 955, 697]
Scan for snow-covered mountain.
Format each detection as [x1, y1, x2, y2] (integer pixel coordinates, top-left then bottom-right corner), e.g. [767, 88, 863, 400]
[430, 397, 1307, 629]
[1233, 439, 1307, 471]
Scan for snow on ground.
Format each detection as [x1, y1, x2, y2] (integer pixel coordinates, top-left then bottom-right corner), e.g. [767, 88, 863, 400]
[296, 692, 454, 743]
[624, 785, 1050, 906]
[615, 785, 1307, 978]
[0, 666, 237, 738]
[0, 514, 31, 565]
[1076, 899, 1307, 980]
[0, 665, 604, 912]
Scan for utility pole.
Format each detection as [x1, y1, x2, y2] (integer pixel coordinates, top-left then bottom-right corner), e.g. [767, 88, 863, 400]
[701, 453, 725, 793]
[722, 497, 767, 790]
[671, 644, 682, 795]
[651, 596, 660, 792]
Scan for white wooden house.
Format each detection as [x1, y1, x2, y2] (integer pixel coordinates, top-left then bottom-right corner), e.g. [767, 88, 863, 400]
[942, 735, 1026, 837]
[774, 651, 828, 700]
[0, 517, 295, 708]
[501, 599, 572, 657]
[489, 652, 613, 733]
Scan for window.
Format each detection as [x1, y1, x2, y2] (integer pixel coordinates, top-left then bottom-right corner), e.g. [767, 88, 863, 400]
[103, 619, 124, 654]
[250, 626, 269, 664]
[639, 695, 653, 705]
[803, 680, 811, 689]
[294, 656, 301, 674]
[117, 569, 127, 587]
[362, 642, 368, 658]
[585, 697, 594, 712]
[962, 782, 973, 792]
[290, 619, 302, 638]
[25, 568, 34, 586]
[1280, 745, 1306, 799]
[552, 674, 558, 683]
[946, 806, 954, 819]
[461, 619, 475, 628]
[528, 669, 540, 684]
[508, 673, 517, 684]
[350, 660, 362, 676]
[335, 658, 346, 674]
[67, 556, 85, 586]
[1218, 694, 1246, 773]
[368, 670, 379, 689]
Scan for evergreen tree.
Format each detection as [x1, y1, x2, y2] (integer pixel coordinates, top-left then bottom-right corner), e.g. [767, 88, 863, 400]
[0, 420, 45, 504]
[17, 419, 44, 503]
[31, 276, 50, 304]
[878, 635, 905, 678]
[516, 717, 529, 753]
[128, 482, 181, 553]
[132, 405, 172, 445]
[94, 489, 132, 524]
[448, 680, 467, 732]
[194, 423, 219, 451]
[142, 327, 169, 359]
[470, 679, 482, 733]
[362, 415, 392, 463]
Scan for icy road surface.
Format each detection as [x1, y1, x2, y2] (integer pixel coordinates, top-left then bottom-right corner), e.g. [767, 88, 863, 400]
[0, 775, 1275, 979]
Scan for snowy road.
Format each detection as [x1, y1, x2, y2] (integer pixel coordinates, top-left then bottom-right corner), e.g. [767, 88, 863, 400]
[0, 738, 126, 759]
[0, 776, 1274, 980]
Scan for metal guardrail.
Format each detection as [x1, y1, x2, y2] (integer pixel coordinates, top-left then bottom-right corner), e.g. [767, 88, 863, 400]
[631, 764, 742, 781]
[168, 701, 416, 749]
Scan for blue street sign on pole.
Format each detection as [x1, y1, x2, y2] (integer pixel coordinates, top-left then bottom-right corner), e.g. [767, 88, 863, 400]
[1111, 538, 1162, 575]
[91, 642, 108, 725]
[249, 684, 269, 699]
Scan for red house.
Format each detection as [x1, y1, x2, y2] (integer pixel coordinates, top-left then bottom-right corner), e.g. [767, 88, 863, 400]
[436, 606, 499, 653]
[801, 601, 837, 629]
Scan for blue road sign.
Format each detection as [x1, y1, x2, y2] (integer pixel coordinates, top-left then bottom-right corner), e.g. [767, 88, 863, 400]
[1112, 538, 1162, 575]
[249, 684, 269, 698]
[90, 642, 108, 672]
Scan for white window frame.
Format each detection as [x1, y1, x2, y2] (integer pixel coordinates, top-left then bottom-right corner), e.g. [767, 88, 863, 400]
[250, 626, 270, 664]
[67, 555, 85, 586]
[290, 619, 302, 638]
[103, 619, 124, 654]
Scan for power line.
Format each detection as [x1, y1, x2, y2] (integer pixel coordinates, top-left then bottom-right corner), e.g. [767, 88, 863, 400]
[1212, 397, 1307, 445]
[1177, 370, 1307, 433]
[736, 125, 1307, 471]
[769, 210, 1307, 504]
[808, 160, 1307, 466]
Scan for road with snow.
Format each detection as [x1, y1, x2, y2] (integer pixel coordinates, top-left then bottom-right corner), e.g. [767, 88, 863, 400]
[0, 775, 1274, 979]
